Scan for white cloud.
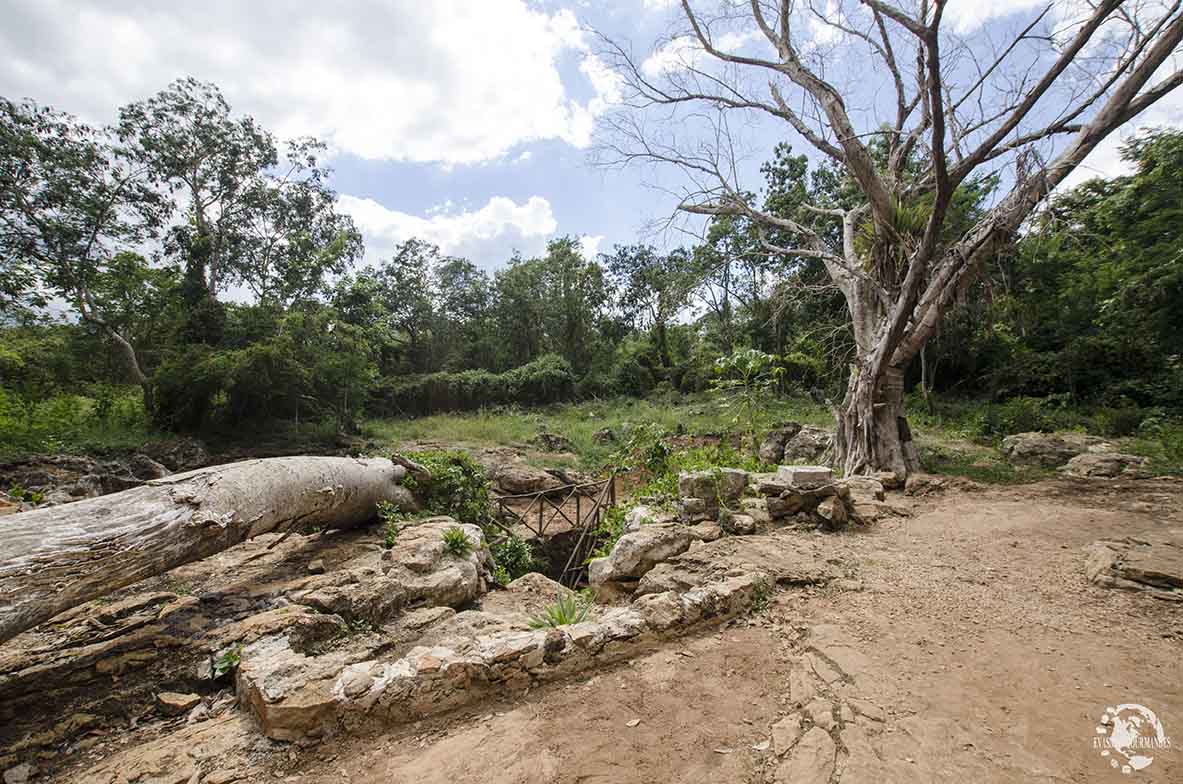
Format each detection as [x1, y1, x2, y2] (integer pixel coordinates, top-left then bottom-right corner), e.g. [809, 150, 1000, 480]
[641, 31, 762, 77]
[944, 0, 1048, 34]
[339, 194, 558, 265]
[578, 234, 605, 259]
[0, 0, 620, 165]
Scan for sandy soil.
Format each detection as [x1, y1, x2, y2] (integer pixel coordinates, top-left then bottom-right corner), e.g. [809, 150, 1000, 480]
[274, 477, 1183, 784]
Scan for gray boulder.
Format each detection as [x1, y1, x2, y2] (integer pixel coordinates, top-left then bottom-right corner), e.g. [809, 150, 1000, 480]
[758, 423, 804, 464]
[1061, 452, 1148, 478]
[782, 426, 834, 463]
[677, 468, 748, 503]
[1000, 432, 1083, 467]
[588, 524, 693, 587]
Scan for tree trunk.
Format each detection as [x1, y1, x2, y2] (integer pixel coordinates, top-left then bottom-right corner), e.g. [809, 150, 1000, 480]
[0, 456, 410, 646]
[104, 324, 154, 413]
[835, 366, 920, 480]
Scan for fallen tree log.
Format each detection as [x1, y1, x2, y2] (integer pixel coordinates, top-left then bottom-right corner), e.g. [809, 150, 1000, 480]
[0, 456, 411, 646]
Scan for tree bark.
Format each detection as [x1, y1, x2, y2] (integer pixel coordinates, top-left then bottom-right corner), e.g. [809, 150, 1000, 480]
[835, 365, 920, 480]
[0, 456, 409, 646]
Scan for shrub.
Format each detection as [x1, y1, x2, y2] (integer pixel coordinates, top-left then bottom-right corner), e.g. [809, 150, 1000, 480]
[489, 532, 534, 585]
[376, 500, 407, 549]
[528, 594, 591, 629]
[400, 449, 492, 526]
[368, 354, 576, 417]
[441, 526, 474, 558]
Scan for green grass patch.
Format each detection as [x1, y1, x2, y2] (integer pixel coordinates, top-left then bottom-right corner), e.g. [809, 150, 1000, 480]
[364, 393, 831, 468]
[0, 385, 163, 460]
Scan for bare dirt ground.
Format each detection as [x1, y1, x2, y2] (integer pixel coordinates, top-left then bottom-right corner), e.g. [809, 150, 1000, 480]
[276, 477, 1183, 784]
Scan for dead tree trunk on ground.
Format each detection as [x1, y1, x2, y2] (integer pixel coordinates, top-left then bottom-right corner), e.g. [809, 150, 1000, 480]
[0, 456, 409, 645]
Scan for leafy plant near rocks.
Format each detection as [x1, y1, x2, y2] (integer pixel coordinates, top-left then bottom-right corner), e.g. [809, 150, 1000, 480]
[711, 349, 786, 453]
[441, 526, 474, 558]
[528, 593, 591, 629]
[376, 499, 411, 549]
[6, 483, 43, 504]
[610, 422, 672, 473]
[489, 532, 534, 585]
[397, 449, 493, 526]
[212, 644, 242, 679]
[589, 505, 627, 561]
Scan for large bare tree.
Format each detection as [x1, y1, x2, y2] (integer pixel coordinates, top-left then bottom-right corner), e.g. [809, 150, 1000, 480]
[602, 0, 1183, 478]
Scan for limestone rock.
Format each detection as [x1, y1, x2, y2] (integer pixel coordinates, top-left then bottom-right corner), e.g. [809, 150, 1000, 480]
[1085, 531, 1183, 600]
[765, 494, 804, 519]
[156, 691, 201, 716]
[623, 504, 674, 533]
[3, 763, 35, 784]
[782, 427, 834, 464]
[771, 713, 803, 755]
[841, 476, 885, 503]
[759, 423, 804, 464]
[489, 463, 563, 495]
[1001, 432, 1083, 467]
[1061, 452, 1147, 478]
[296, 518, 490, 623]
[722, 512, 757, 535]
[127, 454, 170, 480]
[687, 522, 723, 542]
[775, 465, 833, 489]
[635, 533, 836, 597]
[677, 468, 748, 504]
[774, 727, 835, 784]
[631, 591, 685, 631]
[815, 497, 848, 528]
[588, 524, 693, 586]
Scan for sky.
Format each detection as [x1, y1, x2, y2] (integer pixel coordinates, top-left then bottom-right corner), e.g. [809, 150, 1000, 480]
[2, 0, 1180, 274]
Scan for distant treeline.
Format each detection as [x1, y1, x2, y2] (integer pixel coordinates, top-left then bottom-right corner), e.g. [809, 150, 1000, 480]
[2, 77, 1182, 440]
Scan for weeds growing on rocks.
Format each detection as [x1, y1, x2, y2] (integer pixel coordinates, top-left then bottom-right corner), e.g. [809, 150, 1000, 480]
[528, 594, 591, 629]
[442, 526, 474, 558]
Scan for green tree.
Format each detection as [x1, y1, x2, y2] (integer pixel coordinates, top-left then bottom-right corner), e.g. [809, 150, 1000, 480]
[0, 97, 167, 408]
[605, 244, 696, 374]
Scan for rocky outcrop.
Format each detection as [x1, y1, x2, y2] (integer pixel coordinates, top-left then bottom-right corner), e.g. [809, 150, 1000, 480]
[676, 468, 748, 522]
[622, 504, 676, 533]
[1061, 452, 1148, 478]
[1001, 432, 1082, 467]
[783, 426, 834, 464]
[635, 532, 838, 597]
[294, 519, 492, 624]
[487, 462, 564, 495]
[236, 570, 770, 742]
[759, 424, 803, 464]
[1085, 530, 1183, 600]
[587, 524, 694, 589]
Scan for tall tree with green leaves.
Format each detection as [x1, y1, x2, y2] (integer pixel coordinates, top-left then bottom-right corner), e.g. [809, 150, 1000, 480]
[0, 97, 167, 408]
[116, 78, 278, 343]
[604, 244, 696, 371]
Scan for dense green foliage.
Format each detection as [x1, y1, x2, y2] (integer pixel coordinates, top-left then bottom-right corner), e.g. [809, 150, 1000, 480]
[2, 76, 1182, 465]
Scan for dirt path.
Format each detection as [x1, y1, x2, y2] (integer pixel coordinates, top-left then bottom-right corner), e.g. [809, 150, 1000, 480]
[273, 478, 1182, 784]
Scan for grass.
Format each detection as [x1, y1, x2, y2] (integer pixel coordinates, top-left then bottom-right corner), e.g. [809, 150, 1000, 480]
[0, 386, 164, 460]
[363, 393, 833, 469]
